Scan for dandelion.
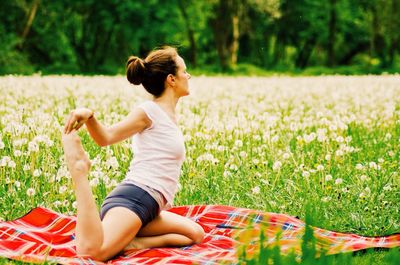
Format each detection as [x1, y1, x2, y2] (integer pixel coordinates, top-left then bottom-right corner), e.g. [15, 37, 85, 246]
[239, 151, 247, 159]
[282, 152, 290, 160]
[355, 163, 363, 170]
[59, 185, 67, 194]
[302, 171, 310, 178]
[383, 184, 392, 191]
[0, 141, 5, 149]
[229, 164, 238, 171]
[325, 175, 333, 181]
[72, 201, 78, 209]
[106, 156, 119, 169]
[234, 140, 243, 147]
[359, 175, 368, 182]
[14, 181, 21, 188]
[369, 161, 378, 169]
[33, 169, 41, 177]
[28, 141, 39, 152]
[271, 135, 279, 143]
[321, 196, 331, 202]
[90, 178, 99, 187]
[23, 164, 30, 171]
[13, 150, 22, 157]
[26, 188, 35, 196]
[8, 160, 16, 169]
[251, 186, 260, 194]
[316, 164, 324, 171]
[272, 161, 282, 171]
[335, 178, 343, 185]
[336, 136, 344, 143]
[388, 150, 395, 157]
[378, 158, 384, 163]
[325, 154, 331, 161]
[252, 158, 259, 165]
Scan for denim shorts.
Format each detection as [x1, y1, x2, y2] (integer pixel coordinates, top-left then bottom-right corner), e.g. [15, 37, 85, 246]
[100, 182, 159, 227]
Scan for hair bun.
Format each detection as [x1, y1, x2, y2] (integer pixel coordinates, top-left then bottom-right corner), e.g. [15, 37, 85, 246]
[126, 56, 146, 85]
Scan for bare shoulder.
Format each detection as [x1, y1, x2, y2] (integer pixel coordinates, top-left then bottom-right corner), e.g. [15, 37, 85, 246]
[126, 106, 152, 131]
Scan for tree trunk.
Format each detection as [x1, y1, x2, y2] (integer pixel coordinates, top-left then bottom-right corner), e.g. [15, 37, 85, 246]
[295, 37, 316, 68]
[327, 0, 336, 66]
[209, 0, 231, 71]
[19, 0, 40, 49]
[230, 14, 239, 65]
[177, 0, 197, 67]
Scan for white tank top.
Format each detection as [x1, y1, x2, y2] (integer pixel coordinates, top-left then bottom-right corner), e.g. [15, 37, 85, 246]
[124, 100, 186, 210]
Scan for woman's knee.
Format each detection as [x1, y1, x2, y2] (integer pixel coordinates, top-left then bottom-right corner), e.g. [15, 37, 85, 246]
[190, 223, 205, 244]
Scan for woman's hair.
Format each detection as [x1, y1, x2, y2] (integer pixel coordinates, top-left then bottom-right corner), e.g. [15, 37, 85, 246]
[126, 46, 178, 97]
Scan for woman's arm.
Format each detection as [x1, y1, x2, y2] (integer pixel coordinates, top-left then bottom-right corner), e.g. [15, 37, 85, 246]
[64, 107, 151, 147]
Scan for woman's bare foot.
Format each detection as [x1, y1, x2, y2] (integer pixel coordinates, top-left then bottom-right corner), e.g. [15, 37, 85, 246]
[61, 130, 91, 179]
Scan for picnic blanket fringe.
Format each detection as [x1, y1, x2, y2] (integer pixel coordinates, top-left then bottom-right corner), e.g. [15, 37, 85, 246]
[0, 206, 399, 264]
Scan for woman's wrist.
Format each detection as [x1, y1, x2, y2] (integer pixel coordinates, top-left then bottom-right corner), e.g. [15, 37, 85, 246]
[88, 110, 94, 120]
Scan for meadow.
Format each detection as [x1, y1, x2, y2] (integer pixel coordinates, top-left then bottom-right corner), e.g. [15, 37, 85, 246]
[0, 75, 399, 264]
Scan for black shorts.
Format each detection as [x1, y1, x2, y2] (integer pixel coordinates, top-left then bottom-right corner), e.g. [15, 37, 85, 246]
[100, 182, 159, 227]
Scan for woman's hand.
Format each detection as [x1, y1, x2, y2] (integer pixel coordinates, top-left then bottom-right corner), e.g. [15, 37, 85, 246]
[64, 108, 94, 134]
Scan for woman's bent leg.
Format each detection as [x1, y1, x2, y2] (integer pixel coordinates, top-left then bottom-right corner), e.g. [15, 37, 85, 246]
[62, 131, 142, 261]
[125, 210, 205, 250]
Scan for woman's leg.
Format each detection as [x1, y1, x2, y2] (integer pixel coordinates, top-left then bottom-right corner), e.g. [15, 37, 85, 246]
[62, 131, 142, 261]
[125, 210, 205, 250]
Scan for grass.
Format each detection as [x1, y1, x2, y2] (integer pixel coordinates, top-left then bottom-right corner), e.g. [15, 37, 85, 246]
[0, 75, 399, 264]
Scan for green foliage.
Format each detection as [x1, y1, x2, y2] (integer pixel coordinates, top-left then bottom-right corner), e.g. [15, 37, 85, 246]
[0, 0, 399, 74]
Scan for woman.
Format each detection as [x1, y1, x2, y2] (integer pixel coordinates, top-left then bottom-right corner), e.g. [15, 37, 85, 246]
[62, 46, 205, 262]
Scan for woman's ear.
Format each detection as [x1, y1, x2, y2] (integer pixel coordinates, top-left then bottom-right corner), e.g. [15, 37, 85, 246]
[165, 74, 176, 87]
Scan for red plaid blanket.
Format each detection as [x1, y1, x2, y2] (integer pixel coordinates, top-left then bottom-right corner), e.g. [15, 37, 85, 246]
[0, 206, 398, 264]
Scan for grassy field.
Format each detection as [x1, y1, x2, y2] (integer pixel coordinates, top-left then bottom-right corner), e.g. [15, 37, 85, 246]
[0, 75, 399, 264]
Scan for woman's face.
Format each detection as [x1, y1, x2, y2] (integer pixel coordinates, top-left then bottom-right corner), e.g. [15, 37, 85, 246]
[173, 56, 191, 97]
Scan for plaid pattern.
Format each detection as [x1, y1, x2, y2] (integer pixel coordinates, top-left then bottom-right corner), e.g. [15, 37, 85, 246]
[0, 206, 398, 264]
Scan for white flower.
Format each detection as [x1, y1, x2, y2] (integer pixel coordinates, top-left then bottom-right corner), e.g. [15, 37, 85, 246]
[252, 158, 259, 165]
[106, 157, 119, 169]
[33, 169, 41, 177]
[383, 184, 392, 191]
[335, 178, 343, 185]
[272, 161, 282, 171]
[229, 164, 238, 171]
[321, 196, 331, 202]
[388, 151, 394, 157]
[0, 141, 4, 149]
[359, 175, 368, 182]
[8, 160, 16, 169]
[90, 178, 99, 187]
[252, 186, 260, 194]
[14, 181, 21, 188]
[28, 141, 39, 152]
[355, 163, 363, 170]
[325, 154, 331, 161]
[336, 136, 344, 143]
[316, 165, 324, 171]
[282, 153, 290, 160]
[378, 158, 384, 163]
[234, 140, 243, 147]
[369, 162, 378, 169]
[302, 171, 310, 178]
[23, 164, 30, 171]
[271, 135, 279, 143]
[26, 188, 35, 196]
[59, 185, 67, 194]
[325, 174, 333, 181]
[13, 150, 22, 157]
[239, 151, 247, 158]
[72, 201, 78, 209]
